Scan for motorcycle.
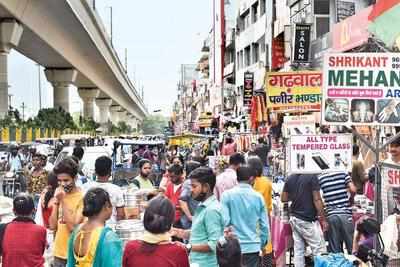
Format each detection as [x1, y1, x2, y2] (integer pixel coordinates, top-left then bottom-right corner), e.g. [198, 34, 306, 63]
[2, 170, 27, 198]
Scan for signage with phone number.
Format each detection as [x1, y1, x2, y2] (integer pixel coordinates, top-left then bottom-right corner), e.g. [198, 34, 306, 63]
[288, 134, 352, 174]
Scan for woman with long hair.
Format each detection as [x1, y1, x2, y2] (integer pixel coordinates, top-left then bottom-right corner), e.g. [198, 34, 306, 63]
[67, 188, 122, 267]
[123, 196, 190, 267]
[36, 171, 58, 228]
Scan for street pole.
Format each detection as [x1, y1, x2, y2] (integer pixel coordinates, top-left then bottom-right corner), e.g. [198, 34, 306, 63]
[220, 0, 225, 114]
[125, 48, 128, 73]
[37, 63, 42, 110]
[8, 93, 12, 111]
[20, 102, 26, 121]
[109, 6, 113, 46]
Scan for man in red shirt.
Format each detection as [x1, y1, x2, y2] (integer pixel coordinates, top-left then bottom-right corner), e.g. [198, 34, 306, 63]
[1, 193, 47, 267]
[165, 164, 184, 227]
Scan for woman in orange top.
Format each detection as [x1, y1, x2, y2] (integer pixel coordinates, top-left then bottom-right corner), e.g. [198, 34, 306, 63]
[248, 156, 273, 267]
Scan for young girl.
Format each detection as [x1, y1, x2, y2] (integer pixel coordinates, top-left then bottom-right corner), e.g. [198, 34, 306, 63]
[67, 188, 122, 267]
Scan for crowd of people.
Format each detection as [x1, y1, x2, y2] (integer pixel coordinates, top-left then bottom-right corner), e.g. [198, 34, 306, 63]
[0, 132, 398, 267]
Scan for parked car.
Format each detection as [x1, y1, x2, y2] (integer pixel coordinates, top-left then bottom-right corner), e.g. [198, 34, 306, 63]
[55, 146, 111, 179]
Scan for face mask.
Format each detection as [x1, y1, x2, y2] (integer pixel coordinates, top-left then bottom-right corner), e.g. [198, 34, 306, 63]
[63, 183, 74, 193]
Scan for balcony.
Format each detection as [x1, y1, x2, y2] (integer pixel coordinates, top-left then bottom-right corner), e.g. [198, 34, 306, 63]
[225, 26, 235, 48]
[224, 62, 235, 77]
[236, 13, 266, 50]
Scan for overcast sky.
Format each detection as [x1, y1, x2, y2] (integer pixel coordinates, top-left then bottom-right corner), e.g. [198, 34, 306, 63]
[8, 0, 212, 118]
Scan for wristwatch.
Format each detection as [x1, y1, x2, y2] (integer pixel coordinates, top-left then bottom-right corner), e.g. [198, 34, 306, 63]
[185, 243, 192, 253]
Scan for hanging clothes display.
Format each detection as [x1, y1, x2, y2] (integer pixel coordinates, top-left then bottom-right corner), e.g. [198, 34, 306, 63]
[250, 94, 268, 131]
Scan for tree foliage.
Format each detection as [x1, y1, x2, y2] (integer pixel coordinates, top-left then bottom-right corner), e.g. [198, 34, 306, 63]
[34, 108, 77, 130]
[79, 117, 100, 132]
[142, 115, 167, 135]
[110, 121, 132, 134]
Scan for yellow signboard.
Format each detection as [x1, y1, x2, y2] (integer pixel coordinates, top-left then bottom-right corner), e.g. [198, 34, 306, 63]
[266, 71, 322, 112]
[27, 128, 33, 142]
[15, 128, 21, 142]
[1, 128, 9, 142]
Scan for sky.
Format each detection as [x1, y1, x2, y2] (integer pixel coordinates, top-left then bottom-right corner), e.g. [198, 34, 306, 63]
[7, 0, 212, 118]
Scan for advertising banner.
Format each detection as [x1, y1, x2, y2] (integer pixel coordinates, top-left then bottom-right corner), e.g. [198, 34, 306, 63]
[382, 166, 400, 222]
[283, 115, 316, 138]
[332, 6, 372, 52]
[292, 24, 311, 63]
[266, 71, 322, 112]
[323, 53, 400, 126]
[289, 134, 352, 174]
[272, 35, 286, 70]
[243, 72, 254, 106]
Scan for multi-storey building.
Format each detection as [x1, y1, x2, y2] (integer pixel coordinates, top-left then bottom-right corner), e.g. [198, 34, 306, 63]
[235, 0, 268, 113]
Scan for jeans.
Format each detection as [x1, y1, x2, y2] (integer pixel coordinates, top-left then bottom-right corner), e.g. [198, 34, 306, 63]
[259, 253, 273, 267]
[326, 214, 354, 254]
[289, 216, 326, 267]
[243, 252, 260, 267]
[52, 257, 67, 267]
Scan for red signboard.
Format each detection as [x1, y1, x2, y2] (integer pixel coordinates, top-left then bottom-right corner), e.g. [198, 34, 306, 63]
[271, 35, 286, 70]
[332, 6, 372, 52]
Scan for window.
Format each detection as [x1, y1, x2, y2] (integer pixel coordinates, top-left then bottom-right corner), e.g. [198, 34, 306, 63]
[315, 16, 330, 38]
[252, 2, 259, 23]
[240, 50, 244, 69]
[261, 41, 266, 53]
[314, 0, 329, 15]
[245, 46, 251, 66]
[252, 43, 259, 64]
[260, 0, 266, 15]
[237, 52, 240, 69]
[244, 13, 251, 29]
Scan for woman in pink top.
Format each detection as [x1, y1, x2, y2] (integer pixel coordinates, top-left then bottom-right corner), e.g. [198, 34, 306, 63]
[221, 137, 237, 156]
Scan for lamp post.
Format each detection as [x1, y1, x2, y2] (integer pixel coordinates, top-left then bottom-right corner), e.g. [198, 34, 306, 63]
[107, 6, 113, 46]
[37, 63, 42, 110]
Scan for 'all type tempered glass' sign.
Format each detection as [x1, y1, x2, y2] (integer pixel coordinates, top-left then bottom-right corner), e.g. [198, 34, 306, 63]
[323, 53, 400, 125]
[289, 134, 353, 174]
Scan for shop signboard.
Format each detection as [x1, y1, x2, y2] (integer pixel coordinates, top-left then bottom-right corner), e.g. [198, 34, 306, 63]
[322, 53, 400, 126]
[292, 24, 311, 63]
[283, 114, 316, 138]
[288, 134, 353, 174]
[243, 72, 254, 106]
[310, 32, 332, 69]
[266, 71, 322, 112]
[332, 6, 372, 52]
[272, 35, 286, 70]
[336, 0, 355, 22]
[382, 166, 400, 220]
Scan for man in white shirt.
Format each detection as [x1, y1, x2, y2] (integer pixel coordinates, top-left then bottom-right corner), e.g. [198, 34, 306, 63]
[83, 156, 125, 224]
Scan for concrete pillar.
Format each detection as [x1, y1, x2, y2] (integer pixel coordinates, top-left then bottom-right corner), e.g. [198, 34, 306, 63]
[110, 105, 121, 124]
[116, 109, 125, 125]
[44, 69, 78, 112]
[0, 20, 23, 118]
[77, 88, 99, 119]
[129, 115, 137, 132]
[95, 98, 112, 134]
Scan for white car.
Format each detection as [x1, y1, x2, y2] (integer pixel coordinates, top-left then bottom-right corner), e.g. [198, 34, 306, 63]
[55, 146, 111, 179]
